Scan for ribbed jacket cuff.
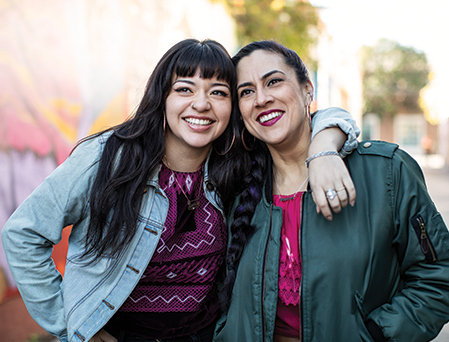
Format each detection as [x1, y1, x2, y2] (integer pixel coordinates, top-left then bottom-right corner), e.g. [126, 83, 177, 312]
[366, 319, 388, 342]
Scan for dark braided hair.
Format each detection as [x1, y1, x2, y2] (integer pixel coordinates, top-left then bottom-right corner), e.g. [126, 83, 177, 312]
[220, 40, 312, 311]
[220, 144, 268, 310]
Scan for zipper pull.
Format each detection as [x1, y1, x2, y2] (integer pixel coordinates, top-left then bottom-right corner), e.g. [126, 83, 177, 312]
[418, 217, 429, 254]
[411, 215, 437, 263]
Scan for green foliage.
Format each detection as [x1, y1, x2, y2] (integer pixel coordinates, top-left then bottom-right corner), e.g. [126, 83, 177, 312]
[217, 0, 319, 66]
[360, 39, 430, 117]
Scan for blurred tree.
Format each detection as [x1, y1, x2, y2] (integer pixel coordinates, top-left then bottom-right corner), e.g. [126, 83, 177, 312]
[215, 0, 319, 66]
[360, 38, 430, 118]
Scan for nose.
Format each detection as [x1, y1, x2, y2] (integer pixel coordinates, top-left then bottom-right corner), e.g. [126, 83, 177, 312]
[191, 92, 211, 112]
[254, 88, 273, 107]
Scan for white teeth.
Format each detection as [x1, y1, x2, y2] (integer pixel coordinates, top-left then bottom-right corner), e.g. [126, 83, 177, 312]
[259, 111, 282, 123]
[184, 118, 212, 126]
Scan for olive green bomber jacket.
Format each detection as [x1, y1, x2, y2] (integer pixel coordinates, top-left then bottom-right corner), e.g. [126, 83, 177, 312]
[213, 141, 449, 342]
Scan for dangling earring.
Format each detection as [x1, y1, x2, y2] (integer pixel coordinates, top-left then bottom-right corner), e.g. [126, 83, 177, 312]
[214, 130, 236, 156]
[241, 127, 256, 151]
[163, 114, 166, 133]
[305, 104, 312, 130]
[305, 92, 313, 130]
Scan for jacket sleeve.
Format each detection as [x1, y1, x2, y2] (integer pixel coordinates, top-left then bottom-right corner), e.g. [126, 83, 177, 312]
[310, 107, 360, 157]
[1, 137, 103, 341]
[368, 149, 449, 341]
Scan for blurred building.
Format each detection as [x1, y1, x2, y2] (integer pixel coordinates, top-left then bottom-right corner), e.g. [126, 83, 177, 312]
[362, 113, 440, 157]
[313, 8, 446, 165]
[312, 19, 363, 128]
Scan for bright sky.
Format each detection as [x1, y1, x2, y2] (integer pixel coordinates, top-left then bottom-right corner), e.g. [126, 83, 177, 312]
[310, 0, 449, 120]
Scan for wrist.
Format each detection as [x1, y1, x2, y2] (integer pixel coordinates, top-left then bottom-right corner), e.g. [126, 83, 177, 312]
[305, 150, 340, 168]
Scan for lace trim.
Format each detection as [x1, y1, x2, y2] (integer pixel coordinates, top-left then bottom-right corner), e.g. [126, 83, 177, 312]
[278, 236, 301, 306]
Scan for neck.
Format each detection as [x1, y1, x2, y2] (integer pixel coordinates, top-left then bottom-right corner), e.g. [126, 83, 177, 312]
[270, 141, 310, 195]
[164, 146, 209, 172]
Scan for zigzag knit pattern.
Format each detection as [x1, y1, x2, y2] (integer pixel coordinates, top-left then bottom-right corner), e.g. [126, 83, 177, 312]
[119, 163, 226, 313]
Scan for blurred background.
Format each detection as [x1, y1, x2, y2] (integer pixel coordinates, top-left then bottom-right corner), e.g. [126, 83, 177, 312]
[1, 0, 448, 341]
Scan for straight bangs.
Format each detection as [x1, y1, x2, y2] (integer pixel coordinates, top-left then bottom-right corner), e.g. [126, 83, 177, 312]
[173, 42, 235, 89]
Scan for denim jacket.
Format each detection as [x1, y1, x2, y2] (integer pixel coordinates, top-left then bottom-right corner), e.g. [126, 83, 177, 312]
[1, 108, 359, 342]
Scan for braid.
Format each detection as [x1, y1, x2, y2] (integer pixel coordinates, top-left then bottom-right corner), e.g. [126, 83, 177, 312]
[220, 147, 267, 312]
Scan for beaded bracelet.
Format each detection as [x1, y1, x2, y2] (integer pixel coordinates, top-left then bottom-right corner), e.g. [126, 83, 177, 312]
[305, 150, 340, 168]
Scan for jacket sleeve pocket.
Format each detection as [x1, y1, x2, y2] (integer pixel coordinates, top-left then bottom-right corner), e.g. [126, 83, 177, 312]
[411, 214, 437, 263]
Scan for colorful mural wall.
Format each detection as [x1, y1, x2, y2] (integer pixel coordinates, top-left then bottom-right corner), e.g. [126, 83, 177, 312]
[0, 0, 236, 303]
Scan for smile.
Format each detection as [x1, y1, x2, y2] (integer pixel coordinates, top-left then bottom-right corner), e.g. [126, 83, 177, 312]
[184, 117, 213, 126]
[258, 111, 283, 123]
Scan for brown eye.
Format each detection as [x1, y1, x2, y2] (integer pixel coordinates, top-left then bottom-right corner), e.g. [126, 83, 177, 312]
[211, 90, 228, 97]
[239, 89, 253, 97]
[174, 87, 192, 93]
[267, 78, 283, 86]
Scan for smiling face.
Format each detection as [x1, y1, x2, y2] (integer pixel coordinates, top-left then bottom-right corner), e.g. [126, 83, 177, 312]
[236, 50, 313, 151]
[164, 70, 232, 157]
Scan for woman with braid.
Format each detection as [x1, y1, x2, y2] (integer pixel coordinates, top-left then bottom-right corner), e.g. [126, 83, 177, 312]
[2, 38, 359, 342]
[214, 40, 449, 342]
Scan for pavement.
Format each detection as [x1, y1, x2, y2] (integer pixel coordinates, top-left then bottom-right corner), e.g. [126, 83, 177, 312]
[418, 155, 449, 341]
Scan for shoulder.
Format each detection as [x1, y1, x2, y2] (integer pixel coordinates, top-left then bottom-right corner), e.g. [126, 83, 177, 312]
[49, 132, 114, 184]
[354, 140, 419, 167]
[65, 132, 116, 172]
[355, 140, 398, 158]
[71, 131, 112, 157]
[350, 140, 424, 181]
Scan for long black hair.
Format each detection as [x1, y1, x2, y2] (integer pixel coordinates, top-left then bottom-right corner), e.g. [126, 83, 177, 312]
[76, 39, 238, 261]
[220, 40, 312, 311]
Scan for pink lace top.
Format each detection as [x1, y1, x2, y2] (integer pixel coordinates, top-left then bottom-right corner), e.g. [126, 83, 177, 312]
[273, 192, 303, 338]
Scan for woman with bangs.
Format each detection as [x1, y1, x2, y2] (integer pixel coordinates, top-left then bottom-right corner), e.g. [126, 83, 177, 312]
[2, 39, 359, 342]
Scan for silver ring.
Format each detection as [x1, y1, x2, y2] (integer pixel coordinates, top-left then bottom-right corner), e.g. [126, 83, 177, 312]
[325, 188, 337, 200]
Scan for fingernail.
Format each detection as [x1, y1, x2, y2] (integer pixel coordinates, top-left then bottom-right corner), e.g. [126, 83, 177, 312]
[327, 216, 332, 221]
[350, 201, 355, 207]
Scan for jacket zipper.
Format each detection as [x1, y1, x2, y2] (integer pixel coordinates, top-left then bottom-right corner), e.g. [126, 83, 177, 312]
[261, 204, 274, 342]
[411, 214, 437, 262]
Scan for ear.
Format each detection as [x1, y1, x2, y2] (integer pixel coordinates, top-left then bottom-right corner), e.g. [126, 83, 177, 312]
[304, 81, 314, 106]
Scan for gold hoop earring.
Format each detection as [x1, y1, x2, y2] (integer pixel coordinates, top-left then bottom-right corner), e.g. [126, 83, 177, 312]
[241, 127, 256, 151]
[214, 130, 236, 156]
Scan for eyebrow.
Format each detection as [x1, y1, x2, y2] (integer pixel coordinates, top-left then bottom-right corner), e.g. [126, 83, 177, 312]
[173, 79, 194, 86]
[213, 82, 231, 90]
[237, 69, 286, 90]
[172, 79, 230, 89]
